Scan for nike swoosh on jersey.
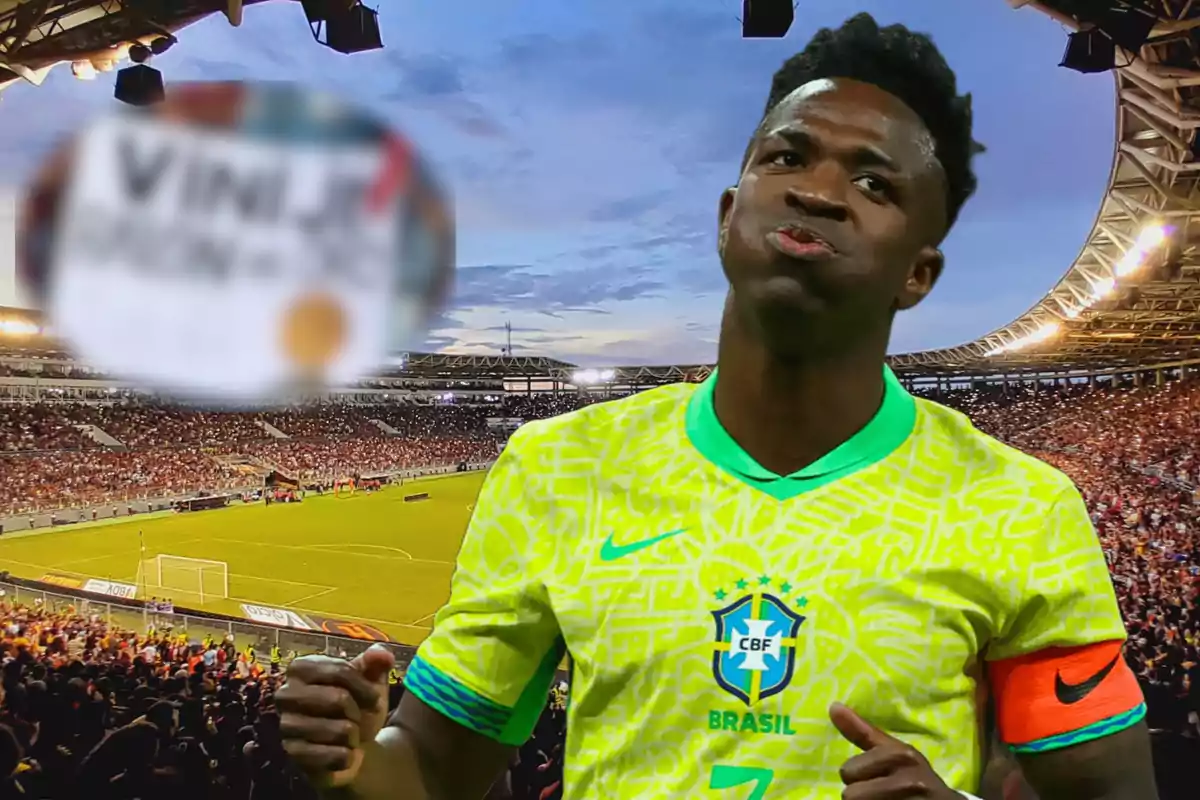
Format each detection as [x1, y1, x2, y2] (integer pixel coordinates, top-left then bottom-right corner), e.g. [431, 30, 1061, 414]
[1054, 652, 1123, 705]
[599, 528, 687, 561]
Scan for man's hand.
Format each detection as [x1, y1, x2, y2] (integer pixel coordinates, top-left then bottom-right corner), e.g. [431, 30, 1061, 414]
[275, 644, 395, 788]
[831, 703, 962, 799]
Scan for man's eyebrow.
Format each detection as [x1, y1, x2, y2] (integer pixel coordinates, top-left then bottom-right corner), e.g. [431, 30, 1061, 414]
[764, 126, 901, 173]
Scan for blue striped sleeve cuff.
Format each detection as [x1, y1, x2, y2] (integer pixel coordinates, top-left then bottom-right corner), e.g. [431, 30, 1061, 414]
[403, 656, 520, 744]
[1009, 703, 1147, 754]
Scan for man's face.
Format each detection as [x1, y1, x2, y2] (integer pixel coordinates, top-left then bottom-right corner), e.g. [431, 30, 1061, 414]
[718, 78, 947, 356]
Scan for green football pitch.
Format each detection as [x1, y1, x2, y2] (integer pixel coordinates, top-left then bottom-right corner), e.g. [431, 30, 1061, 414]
[0, 472, 486, 646]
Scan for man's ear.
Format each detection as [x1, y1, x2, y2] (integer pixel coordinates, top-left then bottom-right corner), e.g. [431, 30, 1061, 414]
[718, 187, 736, 255]
[896, 246, 944, 311]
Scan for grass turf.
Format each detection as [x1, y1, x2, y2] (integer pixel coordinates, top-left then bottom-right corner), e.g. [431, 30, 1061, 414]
[0, 472, 485, 647]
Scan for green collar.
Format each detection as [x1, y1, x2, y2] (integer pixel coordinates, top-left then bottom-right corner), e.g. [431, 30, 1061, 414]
[684, 366, 916, 500]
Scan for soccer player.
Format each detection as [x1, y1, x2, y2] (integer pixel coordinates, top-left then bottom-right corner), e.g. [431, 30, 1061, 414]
[276, 13, 1158, 799]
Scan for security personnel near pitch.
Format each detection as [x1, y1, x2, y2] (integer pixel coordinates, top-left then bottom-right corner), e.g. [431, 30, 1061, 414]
[271, 644, 283, 673]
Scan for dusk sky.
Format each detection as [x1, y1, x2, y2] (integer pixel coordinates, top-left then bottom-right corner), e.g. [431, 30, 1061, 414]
[0, 0, 1115, 366]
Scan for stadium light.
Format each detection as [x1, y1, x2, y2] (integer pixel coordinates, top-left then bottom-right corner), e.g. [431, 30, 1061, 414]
[1091, 276, 1117, 300]
[1115, 224, 1167, 277]
[572, 369, 615, 385]
[0, 319, 39, 336]
[985, 322, 1061, 357]
[986, 221, 1169, 357]
[71, 61, 97, 80]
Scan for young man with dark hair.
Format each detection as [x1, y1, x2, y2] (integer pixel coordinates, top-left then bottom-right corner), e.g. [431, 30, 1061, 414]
[277, 14, 1157, 799]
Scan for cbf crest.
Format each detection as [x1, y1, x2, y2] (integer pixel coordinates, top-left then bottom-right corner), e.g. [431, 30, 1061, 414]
[711, 580, 807, 706]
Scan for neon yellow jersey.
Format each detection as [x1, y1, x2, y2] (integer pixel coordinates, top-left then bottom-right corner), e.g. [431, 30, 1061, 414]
[406, 368, 1128, 798]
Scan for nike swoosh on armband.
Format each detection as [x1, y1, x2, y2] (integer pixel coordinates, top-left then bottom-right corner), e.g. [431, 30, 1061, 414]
[1054, 652, 1123, 705]
[599, 528, 687, 561]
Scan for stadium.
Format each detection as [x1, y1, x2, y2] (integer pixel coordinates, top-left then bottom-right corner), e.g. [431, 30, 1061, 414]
[0, 0, 1198, 798]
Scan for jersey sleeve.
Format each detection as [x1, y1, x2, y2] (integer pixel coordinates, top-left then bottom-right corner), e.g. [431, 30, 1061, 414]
[405, 429, 564, 746]
[985, 484, 1144, 754]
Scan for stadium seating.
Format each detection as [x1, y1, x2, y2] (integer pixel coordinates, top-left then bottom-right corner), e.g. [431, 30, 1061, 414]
[927, 379, 1200, 797]
[0, 381, 1197, 796]
[0, 402, 581, 516]
[0, 598, 569, 799]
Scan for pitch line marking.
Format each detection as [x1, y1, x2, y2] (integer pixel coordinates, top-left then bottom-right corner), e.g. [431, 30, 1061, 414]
[203, 590, 432, 631]
[0, 556, 331, 592]
[284, 586, 338, 607]
[266, 598, 433, 631]
[33, 536, 211, 571]
[232, 572, 335, 590]
[305, 543, 414, 559]
[0, 557, 86, 578]
[208, 537, 455, 567]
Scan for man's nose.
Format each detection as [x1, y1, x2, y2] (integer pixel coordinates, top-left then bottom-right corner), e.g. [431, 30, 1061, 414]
[784, 167, 850, 220]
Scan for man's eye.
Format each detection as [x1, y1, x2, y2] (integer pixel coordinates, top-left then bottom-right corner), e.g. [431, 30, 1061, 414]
[853, 174, 890, 195]
[766, 151, 802, 168]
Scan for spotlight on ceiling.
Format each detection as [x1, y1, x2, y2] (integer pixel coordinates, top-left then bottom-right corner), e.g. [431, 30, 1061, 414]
[300, 0, 383, 54]
[1060, 2, 1158, 74]
[128, 42, 152, 64]
[150, 36, 177, 56]
[114, 63, 164, 106]
[741, 0, 793, 38]
[1060, 29, 1117, 74]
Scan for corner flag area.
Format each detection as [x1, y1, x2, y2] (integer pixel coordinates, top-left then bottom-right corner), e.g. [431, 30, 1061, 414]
[0, 473, 485, 646]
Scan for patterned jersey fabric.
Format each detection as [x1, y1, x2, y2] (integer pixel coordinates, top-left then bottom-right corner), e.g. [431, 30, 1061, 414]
[406, 368, 1133, 799]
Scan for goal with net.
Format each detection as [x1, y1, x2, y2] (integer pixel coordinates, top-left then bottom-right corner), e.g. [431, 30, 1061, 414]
[136, 555, 230, 605]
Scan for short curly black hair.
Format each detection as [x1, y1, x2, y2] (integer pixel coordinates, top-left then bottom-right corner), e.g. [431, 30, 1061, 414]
[753, 13, 983, 232]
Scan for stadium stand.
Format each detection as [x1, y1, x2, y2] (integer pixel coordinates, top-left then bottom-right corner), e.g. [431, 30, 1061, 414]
[0, 373, 1197, 796]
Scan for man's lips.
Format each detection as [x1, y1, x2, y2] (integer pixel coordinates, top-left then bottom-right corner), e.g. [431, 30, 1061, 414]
[766, 226, 837, 260]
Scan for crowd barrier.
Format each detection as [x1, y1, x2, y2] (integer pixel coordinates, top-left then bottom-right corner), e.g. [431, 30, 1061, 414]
[0, 575, 422, 668]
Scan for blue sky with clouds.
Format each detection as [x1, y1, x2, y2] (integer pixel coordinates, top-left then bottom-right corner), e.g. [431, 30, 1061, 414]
[0, 0, 1114, 366]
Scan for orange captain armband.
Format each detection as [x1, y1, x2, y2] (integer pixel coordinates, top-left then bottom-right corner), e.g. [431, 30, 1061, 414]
[987, 639, 1146, 754]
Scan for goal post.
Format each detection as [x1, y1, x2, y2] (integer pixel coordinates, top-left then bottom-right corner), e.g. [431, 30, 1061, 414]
[136, 555, 229, 605]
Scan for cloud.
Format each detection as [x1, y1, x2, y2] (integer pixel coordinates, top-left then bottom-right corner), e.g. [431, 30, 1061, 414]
[449, 263, 668, 312]
[375, 52, 510, 140]
[386, 54, 465, 99]
[587, 191, 673, 224]
[422, 333, 461, 350]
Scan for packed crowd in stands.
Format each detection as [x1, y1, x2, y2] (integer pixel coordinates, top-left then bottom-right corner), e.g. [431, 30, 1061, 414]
[232, 438, 497, 483]
[0, 402, 552, 515]
[0, 596, 568, 799]
[0, 375, 1198, 795]
[921, 377, 1200, 796]
[0, 450, 248, 517]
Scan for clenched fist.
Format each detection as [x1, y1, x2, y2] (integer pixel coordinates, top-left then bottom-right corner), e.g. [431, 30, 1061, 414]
[275, 644, 395, 788]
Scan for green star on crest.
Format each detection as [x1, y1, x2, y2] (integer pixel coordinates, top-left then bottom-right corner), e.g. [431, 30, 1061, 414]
[758, 575, 771, 586]
[779, 581, 792, 593]
[735, 578, 748, 590]
[796, 596, 809, 608]
[714, 589, 727, 601]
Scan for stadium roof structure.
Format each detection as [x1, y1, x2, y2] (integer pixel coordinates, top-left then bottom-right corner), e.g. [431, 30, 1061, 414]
[390, 352, 577, 381]
[0, 0, 264, 91]
[889, 0, 1200, 378]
